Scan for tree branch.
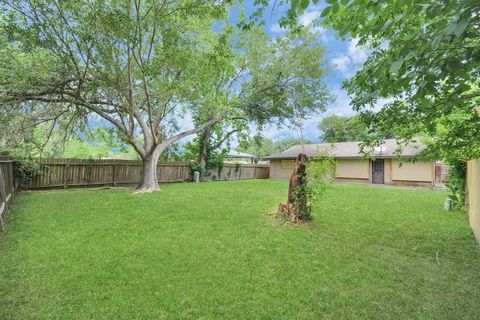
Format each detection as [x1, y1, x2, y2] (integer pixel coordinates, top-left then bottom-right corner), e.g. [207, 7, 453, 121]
[164, 116, 221, 145]
[211, 129, 239, 150]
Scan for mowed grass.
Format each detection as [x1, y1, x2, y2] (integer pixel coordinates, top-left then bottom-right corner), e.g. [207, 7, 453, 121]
[1, 180, 479, 319]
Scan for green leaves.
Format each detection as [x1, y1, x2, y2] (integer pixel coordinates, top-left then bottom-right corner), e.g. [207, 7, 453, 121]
[321, 6, 331, 18]
[318, 115, 368, 143]
[322, 0, 480, 164]
[389, 60, 403, 74]
[444, 14, 470, 37]
[300, 0, 310, 10]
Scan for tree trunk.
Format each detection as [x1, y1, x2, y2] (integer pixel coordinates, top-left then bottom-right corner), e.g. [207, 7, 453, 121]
[199, 127, 211, 180]
[134, 156, 160, 194]
[277, 153, 309, 222]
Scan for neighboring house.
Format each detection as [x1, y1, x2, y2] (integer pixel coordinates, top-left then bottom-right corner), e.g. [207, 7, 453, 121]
[224, 151, 256, 164]
[264, 139, 436, 188]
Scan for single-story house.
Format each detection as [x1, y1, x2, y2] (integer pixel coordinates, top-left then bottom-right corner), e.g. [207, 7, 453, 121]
[264, 139, 436, 188]
[224, 151, 256, 164]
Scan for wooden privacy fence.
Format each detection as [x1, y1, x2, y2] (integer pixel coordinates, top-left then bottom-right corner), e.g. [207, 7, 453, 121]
[204, 163, 270, 181]
[22, 159, 270, 190]
[467, 158, 480, 244]
[0, 160, 15, 231]
[435, 163, 449, 183]
[23, 159, 191, 189]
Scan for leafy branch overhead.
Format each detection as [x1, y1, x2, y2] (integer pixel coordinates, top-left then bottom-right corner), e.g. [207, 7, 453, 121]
[282, 0, 479, 207]
[320, 0, 479, 160]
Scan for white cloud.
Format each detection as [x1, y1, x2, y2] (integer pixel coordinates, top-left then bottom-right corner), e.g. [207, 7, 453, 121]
[331, 56, 352, 75]
[270, 9, 328, 41]
[270, 23, 284, 34]
[299, 10, 320, 27]
[330, 38, 370, 78]
[328, 88, 356, 116]
[348, 38, 368, 64]
[311, 25, 325, 33]
[299, 10, 328, 41]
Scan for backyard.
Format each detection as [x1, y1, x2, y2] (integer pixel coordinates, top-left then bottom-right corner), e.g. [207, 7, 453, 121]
[0, 180, 479, 319]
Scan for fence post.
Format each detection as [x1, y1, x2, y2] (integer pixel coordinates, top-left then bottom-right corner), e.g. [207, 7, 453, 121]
[112, 164, 117, 186]
[9, 162, 14, 200]
[63, 163, 69, 189]
[0, 166, 9, 222]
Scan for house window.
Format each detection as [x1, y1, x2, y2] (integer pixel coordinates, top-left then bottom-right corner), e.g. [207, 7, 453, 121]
[281, 160, 295, 169]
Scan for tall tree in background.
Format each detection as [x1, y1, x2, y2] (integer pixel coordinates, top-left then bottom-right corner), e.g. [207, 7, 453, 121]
[237, 137, 313, 161]
[0, 1, 328, 193]
[189, 29, 331, 171]
[317, 114, 395, 143]
[317, 115, 366, 143]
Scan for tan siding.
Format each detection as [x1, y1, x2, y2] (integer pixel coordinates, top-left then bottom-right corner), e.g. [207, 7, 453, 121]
[384, 159, 392, 184]
[269, 160, 294, 180]
[270, 158, 434, 188]
[391, 160, 433, 182]
[281, 160, 295, 169]
[467, 159, 480, 244]
[335, 160, 369, 179]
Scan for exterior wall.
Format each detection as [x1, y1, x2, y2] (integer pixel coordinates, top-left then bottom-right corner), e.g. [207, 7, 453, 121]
[335, 177, 371, 184]
[383, 159, 431, 187]
[335, 159, 369, 180]
[269, 160, 294, 180]
[384, 159, 392, 184]
[269, 158, 434, 188]
[270, 159, 370, 181]
[467, 158, 480, 244]
[391, 160, 434, 185]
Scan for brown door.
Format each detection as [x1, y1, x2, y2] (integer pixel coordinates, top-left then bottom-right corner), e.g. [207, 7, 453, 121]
[372, 159, 384, 184]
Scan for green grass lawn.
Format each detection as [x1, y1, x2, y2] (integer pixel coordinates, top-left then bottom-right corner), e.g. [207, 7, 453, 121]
[1, 180, 479, 319]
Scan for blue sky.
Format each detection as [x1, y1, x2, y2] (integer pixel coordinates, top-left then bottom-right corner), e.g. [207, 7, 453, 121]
[251, 1, 369, 143]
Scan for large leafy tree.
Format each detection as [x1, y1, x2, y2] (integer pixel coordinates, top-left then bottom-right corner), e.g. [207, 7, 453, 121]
[1, 0, 234, 193]
[318, 115, 366, 143]
[319, 1, 480, 158]
[188, 29, 330, 171]
[0, 0, 329, 193]
[318, 114, 396, 143]
[254, 0, 478, 206]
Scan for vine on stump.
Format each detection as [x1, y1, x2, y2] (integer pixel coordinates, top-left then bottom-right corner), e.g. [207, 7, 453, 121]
[277, 153, 309, 222]
[277, 152, 335, 223]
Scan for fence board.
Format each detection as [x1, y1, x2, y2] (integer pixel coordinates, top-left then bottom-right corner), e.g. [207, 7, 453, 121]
[0, 160, 15, 231]
[467, 158, 480, 244]
[205, 163, 269, 181]
[22, 159, 269, 189]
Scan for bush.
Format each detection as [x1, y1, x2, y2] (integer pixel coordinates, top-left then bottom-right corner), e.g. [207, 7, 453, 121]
[445, 160, 466, 209]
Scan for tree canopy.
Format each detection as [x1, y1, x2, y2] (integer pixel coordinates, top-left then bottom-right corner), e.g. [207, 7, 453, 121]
[317, 115, 366, 143]
[189, 29, 330, 170]
[0, 0, 330, 193]
[251, 0, 478, 205]
[237, 137, 313, 160]
[320, 0, 479, 160]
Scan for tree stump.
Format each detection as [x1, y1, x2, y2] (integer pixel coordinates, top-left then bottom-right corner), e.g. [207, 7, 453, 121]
[277, 153, 309, 222]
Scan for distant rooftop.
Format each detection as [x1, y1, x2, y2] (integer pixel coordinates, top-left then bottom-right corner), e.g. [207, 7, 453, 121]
[227, 151, 256, 159]
[263, 139, 427, 160]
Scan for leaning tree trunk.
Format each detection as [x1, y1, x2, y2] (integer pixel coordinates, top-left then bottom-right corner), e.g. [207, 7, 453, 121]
[199, 127, 211, 180]
[135, 156, 160, 194]
[277, 153, 309, 222]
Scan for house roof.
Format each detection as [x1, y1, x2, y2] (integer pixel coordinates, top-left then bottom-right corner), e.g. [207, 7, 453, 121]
[227, 151, 256, 159]
[263, 139, 427, 160]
